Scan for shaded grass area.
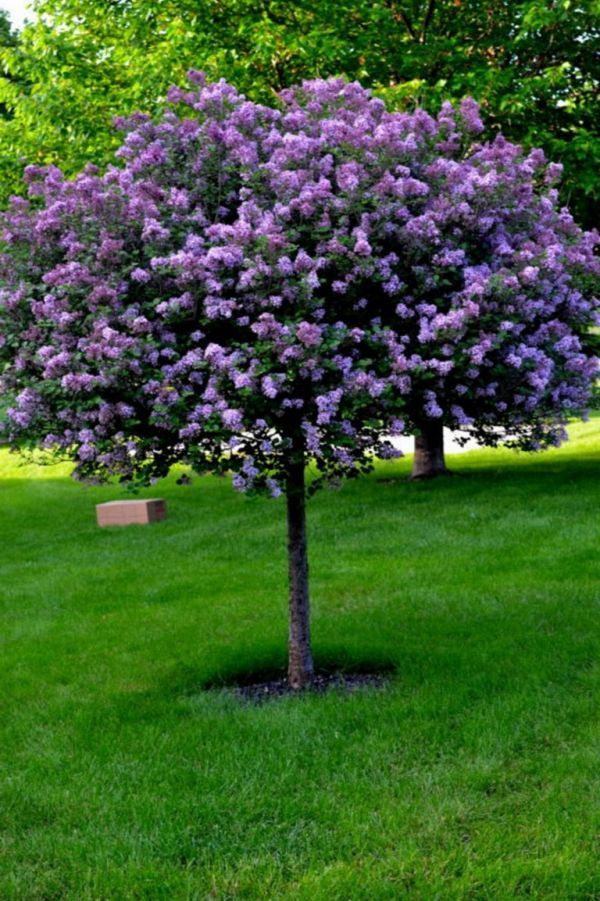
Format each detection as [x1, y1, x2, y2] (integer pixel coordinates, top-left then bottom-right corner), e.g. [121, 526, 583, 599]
[1, 419, 599, 898]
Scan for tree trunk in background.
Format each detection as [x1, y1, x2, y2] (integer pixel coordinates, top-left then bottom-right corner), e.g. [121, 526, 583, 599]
[411, 420, 449, 480]
[285, 446, 314, 689]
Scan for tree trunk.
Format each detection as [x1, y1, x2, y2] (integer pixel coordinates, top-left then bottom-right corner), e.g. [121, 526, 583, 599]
[411, 419, 449, 480]
[285, 446, 314, 689]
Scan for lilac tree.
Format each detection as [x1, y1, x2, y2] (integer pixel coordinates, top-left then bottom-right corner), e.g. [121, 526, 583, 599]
[1, 75, 598, 686]
[387, 111, 600, 477]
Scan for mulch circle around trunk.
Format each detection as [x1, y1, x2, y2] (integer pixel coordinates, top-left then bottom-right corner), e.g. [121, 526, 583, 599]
[235, 672, 388, 703]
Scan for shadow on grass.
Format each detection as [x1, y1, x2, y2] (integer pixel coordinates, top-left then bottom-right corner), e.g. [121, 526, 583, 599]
[184, 646, 398, 692]
[368, 453, 599, 493]
[98, 650, 397, 723]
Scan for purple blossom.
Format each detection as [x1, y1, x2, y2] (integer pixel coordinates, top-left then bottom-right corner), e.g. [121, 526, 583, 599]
[131, 267, 151, 283]
[0, 71, 597, 493]
[296, 321, 323, 347]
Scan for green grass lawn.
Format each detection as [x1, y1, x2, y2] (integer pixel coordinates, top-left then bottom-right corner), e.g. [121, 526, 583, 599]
[1, 420, 599, 899]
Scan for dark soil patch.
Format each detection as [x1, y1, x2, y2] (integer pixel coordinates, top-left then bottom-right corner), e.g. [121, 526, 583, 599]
[235, 671, 388, 703]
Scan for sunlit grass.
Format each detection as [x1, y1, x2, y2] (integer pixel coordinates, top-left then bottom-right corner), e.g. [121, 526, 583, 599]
[1, 417, 599, 898]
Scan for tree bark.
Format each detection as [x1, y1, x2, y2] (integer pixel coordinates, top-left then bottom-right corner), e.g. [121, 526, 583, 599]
[411, 419, 449, 480]
[285, 444, 314, 689]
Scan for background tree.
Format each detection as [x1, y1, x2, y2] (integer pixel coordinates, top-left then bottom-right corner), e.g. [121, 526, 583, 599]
[1, 76, 597, 681]
[0, 8, 15, 52]
[0, 0, 597, 227]
[0, 8, 18, 127]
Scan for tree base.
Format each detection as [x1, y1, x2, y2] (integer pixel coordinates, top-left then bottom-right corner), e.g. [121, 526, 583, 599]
[409, 467, 453, 482]
[235, 671, 387, 703]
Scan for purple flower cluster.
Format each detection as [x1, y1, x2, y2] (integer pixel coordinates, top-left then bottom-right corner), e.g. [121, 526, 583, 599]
[0, 74, 598, 490]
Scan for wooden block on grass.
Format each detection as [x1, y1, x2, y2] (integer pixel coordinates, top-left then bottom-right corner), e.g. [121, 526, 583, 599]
[96, 499, 167, 527]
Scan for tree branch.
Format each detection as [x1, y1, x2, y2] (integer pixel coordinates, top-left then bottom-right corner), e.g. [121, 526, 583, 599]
[260, 0, 301, 29]
[419, 0, 436, 42]
[386, 1, 418, 40]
